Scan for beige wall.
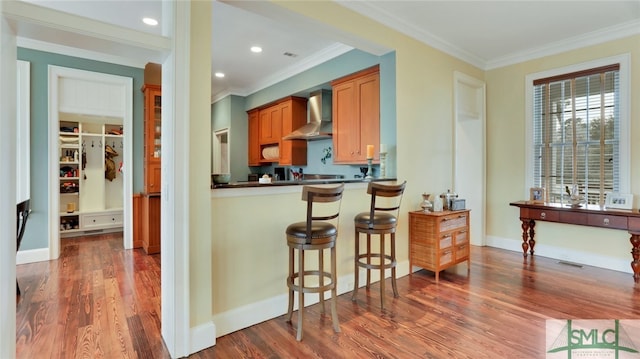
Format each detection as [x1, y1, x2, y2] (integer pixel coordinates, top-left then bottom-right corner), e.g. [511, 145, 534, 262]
[486, 35, 640, 262]
[211, 184, 372, 313]
[188, 0, 213, 329]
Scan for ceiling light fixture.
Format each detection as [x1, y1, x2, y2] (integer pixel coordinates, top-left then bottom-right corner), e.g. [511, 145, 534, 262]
[215, 72, 225, 78]
[142, 17, 158, 26]
[250, 46, 263, 53]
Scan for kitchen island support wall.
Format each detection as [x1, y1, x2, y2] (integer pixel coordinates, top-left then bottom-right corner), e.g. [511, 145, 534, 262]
[210, 181, 413, 336]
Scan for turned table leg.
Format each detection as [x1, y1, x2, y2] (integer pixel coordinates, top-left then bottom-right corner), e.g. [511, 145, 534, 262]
[528, 219, 536, 256]
[520, 219, 530, 257]
[630, 233, 640, 282]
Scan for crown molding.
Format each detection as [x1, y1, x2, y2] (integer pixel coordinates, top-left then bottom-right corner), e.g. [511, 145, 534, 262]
[336, 1, 640, 71]
[335, 0, 486, 69]
[485, 19, 640, 70]
[211, 42, 353, 103]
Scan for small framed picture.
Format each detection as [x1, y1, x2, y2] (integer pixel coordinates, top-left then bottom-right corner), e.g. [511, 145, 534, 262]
[605, 192, 633, 210]
[529, 187, 545, 204]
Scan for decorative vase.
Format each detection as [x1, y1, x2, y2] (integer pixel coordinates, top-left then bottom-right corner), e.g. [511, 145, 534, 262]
[566, 184, 585, 207]
[420, 193, 432, 212]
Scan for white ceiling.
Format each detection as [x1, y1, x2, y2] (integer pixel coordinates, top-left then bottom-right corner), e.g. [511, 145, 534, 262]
[18, 0, 640, 101]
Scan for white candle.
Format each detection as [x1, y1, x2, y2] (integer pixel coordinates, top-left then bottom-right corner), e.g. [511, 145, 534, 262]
[380, 144, 387, 154]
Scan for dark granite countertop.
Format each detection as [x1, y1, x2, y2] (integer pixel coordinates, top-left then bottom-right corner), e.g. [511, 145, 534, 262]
[212, 177, 397, 189]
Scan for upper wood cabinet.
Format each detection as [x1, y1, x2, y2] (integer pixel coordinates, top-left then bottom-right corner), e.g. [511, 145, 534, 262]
[247, 96, 308, 166]
[259, 104, 282, 145]
[331, 65, 380, 164]
[247, 109, 261, 166]
[142, 84, 161, 193]
[279, 97, 307, 166]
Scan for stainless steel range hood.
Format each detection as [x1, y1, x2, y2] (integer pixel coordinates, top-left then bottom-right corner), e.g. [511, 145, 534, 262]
[282, 89, 332, 141]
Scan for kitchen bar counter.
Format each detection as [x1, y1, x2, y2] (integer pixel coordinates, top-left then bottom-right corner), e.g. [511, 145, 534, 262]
[212, 177, 397, 189]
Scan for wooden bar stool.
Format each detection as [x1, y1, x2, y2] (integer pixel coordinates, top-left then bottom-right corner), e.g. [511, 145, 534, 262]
[286, 184, 344, 341]
[352, 181, 406, 310]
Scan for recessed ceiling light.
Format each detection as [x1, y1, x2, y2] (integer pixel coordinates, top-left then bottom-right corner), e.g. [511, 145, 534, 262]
[143, 17, 158, 26]
[215, 72, 225, 78]
[250, 46, 263, 53]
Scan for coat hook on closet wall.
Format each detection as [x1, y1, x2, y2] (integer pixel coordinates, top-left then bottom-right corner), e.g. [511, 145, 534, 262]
[91, 140, 95, 148]
[99, 140, 102, 148]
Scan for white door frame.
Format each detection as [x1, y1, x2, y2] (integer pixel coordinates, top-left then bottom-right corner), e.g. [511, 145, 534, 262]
[47, 66, 134, 259]
[0, 9, 18, 357]
[1, 1, 190, 358]
[453, 71, 486, 246]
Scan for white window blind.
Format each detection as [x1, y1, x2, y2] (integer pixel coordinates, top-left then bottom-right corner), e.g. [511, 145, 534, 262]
[532, 64, 620, 205]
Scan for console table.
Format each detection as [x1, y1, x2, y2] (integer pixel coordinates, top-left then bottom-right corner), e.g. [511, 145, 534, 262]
[510, 201, 640, 281]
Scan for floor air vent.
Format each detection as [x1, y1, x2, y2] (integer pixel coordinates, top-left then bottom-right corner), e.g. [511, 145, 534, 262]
[558, 261, 583, 268]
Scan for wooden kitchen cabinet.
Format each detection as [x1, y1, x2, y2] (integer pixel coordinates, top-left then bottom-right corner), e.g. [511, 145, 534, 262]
[247, 109, 261, 166]
[331, 65, 380, 164]
[409, 210, 470, 282]
[259, 103, 281, 145]
[278, 97, 307, 166]
[142, 84, 161, 193]
[142, 193, 161, 254]
[247, 96, 307, 166]
[141, 84, 161, 254]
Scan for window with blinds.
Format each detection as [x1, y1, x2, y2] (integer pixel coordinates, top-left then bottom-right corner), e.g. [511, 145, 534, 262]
[532, 64, 620, 205]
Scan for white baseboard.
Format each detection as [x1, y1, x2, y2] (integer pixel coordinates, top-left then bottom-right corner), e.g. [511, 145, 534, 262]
[16, 247, 50, 264]
[485, 235, 632, 274]
[190, 321, 216, 355]
[212, 259, 410, 338]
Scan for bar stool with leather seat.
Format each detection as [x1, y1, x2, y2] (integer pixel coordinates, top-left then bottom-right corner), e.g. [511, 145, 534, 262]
[352, 181, 406, 310]
[286, 184, 344, 341]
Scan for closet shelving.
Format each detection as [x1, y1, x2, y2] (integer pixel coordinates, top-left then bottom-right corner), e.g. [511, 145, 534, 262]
[58, 117, 124, 236]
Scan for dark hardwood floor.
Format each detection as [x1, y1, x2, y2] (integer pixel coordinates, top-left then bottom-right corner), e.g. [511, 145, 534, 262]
[16, 233, 640, 358]
[16, 233, 164, 359]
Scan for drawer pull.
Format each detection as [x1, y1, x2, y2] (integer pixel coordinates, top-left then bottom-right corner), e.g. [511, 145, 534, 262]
[603, 218, 610, 226]
[540, 212, 546, 219]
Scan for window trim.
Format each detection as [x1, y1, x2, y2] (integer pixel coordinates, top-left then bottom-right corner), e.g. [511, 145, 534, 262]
[524, 54, 630, 199]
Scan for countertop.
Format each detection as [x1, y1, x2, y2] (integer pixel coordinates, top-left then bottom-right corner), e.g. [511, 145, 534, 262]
[212, 177, 397, 189]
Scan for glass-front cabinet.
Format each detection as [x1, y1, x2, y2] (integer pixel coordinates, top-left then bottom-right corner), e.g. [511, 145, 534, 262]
[142, 84, 161, 193]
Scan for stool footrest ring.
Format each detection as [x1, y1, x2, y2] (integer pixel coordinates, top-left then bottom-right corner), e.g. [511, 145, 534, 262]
[355, 253, 397, 270]
[287, 270, 335, 294]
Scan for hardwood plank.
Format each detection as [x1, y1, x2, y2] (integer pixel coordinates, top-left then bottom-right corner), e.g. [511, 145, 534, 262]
[16, 233, 640, 358]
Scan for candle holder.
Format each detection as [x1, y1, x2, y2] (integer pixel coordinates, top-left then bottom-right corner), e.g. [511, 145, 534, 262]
[379, 151, 387, 178]
[365, 158, 373, 180]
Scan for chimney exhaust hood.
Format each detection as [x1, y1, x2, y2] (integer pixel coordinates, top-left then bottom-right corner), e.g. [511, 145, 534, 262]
[282, 89, 332, 141]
